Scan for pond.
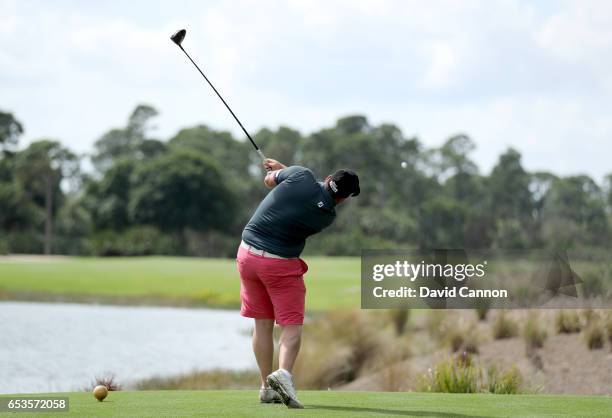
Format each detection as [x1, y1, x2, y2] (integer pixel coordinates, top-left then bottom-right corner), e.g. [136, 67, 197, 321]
[0, 301, 255, 393]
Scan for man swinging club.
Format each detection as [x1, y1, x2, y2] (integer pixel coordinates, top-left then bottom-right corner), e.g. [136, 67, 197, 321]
[236, 158, 360, 408]
[171, 29, 358, 407]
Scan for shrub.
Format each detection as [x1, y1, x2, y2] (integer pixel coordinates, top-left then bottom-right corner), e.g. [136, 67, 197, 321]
[88, 226, 179, 256]
[474, 298, 491, 321]
[581, 308, 597, 325]
[84, 373, 121, 391]
[5, 230, 43, 253]
[378, 347, 412, 391]
[388, 309, 411, 335]
[475, 306, 490, 321]
[0, 238, 8, 255]
[555, 310, 582, 334]
[448, 330, 465, 353]
[492, 311, 519, 339]
[607, 315, 612, 350]
[523, 312, 547, 350]
[417, 356, 480, 393]
[486, 366, 523, 394]
[418, 354, 524, 394]
[583, 321, 605, 350]
[446, 320, 479, 354]
[292, 310, 404, 389]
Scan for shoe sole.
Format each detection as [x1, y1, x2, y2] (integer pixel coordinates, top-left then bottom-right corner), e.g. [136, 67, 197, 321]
[267, 375, 304, 409]
[260, 399, 282, 404]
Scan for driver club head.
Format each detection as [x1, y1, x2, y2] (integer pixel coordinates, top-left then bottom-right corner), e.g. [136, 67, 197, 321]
[171, 29, 187, 46]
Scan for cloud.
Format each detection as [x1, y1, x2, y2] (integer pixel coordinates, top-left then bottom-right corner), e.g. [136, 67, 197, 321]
[1, 0, 611, 180]
[536, 0, 612, 91]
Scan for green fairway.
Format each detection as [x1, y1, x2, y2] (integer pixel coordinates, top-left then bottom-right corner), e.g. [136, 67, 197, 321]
[1, 391, 610, 417]
[0, 256, 359, 311]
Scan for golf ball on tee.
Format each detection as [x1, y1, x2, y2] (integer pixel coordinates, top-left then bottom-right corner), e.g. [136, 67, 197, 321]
[400, 161, 408, 168]
[93, 385, 108, 401]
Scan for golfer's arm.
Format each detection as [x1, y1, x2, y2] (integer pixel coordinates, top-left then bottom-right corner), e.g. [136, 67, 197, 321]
[264, 170, 282, 188]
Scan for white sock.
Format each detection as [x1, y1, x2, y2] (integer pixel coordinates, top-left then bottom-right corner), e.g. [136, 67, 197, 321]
[279, 368, 292, 378]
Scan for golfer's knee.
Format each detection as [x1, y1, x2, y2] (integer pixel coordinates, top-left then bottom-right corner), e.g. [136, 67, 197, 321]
[280, 327, 302, 348]
[254, 319, 274, 337]
[255, 319, 274, 330]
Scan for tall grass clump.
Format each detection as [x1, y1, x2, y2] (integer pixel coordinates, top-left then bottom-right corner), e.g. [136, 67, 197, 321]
[583, 320, 605, 350]
[475, 306, 489, 321]
[84, 373, 121, 392]
[485, 366, 523, 394]
[581, 308, 598, 325]
[492, 311, 519, 339]
[555, 310, 582, 334]
[474, 299, 491, 321]
[388, 309, 411, 335]
[418, 353, 524, 394]
[607, 314, 612, 350]
[523, 311, 547, 350]
[417, 355, 479, 393]
[446, 319, 480, 354]
[292, 310, 407, 389]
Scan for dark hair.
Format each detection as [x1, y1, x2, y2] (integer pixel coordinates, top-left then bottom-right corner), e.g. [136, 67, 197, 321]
[328, 169, 360, 198]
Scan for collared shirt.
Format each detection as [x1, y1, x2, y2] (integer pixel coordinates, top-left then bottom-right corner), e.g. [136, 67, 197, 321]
[242, 166, 336, 257]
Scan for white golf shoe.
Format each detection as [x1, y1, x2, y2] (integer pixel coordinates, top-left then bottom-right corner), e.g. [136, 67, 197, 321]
[259, 387, 282, 404]
[266, 369, 304, 409]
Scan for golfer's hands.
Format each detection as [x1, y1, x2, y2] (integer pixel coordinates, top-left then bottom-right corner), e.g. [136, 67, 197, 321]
[264, 158, 285, 171]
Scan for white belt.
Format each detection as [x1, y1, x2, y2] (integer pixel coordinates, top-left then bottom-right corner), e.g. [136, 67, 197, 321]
[240, 241, 295, 259]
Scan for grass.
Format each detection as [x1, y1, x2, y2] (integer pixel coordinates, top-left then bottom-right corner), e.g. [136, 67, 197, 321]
[523, 311, 548, 350]
[417, 353, 524, 395]
[0, 256, 359, 311]
[555, 310, 582, 334]
[491, 311, 519, 339]
[1, 390, 611, 418]
[583, 320, 605, 350]
[135, 370, 259, 390]
[445, 319, 480, 354]
[293, 310, 409, 389]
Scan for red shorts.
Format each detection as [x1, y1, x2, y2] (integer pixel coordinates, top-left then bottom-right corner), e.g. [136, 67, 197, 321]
[236, 245, 308, 325]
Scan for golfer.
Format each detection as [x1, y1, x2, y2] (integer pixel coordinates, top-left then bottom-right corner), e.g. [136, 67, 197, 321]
[236, 158, 359, 408]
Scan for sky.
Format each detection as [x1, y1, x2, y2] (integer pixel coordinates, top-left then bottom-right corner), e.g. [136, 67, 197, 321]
[1, 0, 611, 180]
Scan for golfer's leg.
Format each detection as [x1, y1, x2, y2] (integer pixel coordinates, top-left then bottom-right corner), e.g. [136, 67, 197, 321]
[253, 319, 275, 387]
[278, 325, 302, 373]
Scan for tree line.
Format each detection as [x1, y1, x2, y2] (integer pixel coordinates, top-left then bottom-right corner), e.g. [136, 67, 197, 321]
[0, 104, 610, 257]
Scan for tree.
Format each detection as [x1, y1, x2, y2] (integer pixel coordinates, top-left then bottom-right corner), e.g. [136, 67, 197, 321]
[605, 173, 612, 212]
[418, 196, 467, 249]
[487, 148, 533, 248]
[254, 126, 302, 167]
[85, 159, 136, 231]
[489, 148, 532, 219]
[0, 179, 39, 233]
[92, 104, 159, 171]
[541, 175, 609, 247]
[129, 150, 238, 235]
[169, 125, 250, 178]
[0, 110, 24, 155]
[14, 140, 79, 254]
[428, 134, 478, 179]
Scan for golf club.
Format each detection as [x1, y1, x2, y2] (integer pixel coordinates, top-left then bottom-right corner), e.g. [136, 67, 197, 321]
[170, 28, 266, 162]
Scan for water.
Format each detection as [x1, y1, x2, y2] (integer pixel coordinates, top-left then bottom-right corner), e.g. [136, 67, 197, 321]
[0, 301, 256, 394]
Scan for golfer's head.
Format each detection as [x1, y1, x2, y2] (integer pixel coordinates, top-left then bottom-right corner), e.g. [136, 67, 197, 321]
[325, 169, 360, 204]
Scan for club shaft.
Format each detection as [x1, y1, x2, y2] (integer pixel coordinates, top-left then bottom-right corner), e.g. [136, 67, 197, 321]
[178, 45, 264, 159]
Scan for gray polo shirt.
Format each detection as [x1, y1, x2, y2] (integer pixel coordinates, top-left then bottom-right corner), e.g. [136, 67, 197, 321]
[242, 166, 336, 257]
